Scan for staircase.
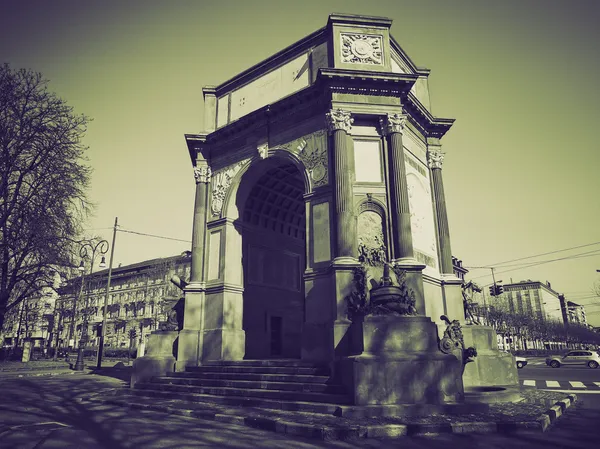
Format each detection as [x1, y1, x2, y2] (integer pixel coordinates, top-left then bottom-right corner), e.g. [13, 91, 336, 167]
[122, 360, 352, 415]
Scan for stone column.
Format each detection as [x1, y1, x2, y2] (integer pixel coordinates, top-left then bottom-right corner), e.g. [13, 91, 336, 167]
[427, 143, 453, 275]
[380, 113, 426, 315]
[325, 109, 360, 360]
[190, 164, 211, 284]
[428, 139, 463, 324]
[380, 113, 414, 260]
[177, 162, 211, 370]
[325, 108, 357, 261]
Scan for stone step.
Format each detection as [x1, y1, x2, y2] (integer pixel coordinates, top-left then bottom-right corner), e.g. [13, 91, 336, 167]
[151, 376, 346, 394]
[169, 371, 331, 384]
[135, 382, 351, 404]
[121, 387, 344, 415]
[185, 365, 330, 376]
[200, 359, 323, 367]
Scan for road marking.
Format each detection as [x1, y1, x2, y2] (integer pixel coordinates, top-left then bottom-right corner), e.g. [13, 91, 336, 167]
[523, 380, 536, 386]
[594, 382, 600, 388]
[542, 389, 600, 395]
[569, 381, 586, 388]
[546, 380, 560, 387]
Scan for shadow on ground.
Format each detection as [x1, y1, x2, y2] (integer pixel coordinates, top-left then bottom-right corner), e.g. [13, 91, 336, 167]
[1, 374, 599, 449]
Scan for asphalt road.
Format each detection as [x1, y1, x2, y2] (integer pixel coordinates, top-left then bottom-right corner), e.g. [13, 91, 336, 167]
[517, 357, 600, 409]
[1, 372, 599, 448]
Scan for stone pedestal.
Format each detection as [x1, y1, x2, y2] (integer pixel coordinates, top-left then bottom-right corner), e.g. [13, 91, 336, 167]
[462, 326, 519, 388]
[337, 315, 464, 405]
[131, 331, 177, 387]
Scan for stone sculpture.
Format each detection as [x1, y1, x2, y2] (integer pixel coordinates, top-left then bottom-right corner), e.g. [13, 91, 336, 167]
[439, 314, 477, 370]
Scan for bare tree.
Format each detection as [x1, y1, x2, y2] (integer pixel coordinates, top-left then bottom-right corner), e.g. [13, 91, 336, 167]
[0, 64, 92, 329]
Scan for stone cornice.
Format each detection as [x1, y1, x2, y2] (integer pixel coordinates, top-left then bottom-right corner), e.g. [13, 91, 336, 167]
[404, 92, 455, 139]
[389, 35, 430, 76]
[212, 27, 327, 98]
[327, 13, 393, 29]
[184, 133, 208, 165]
[318, 67, 418, 96]
[192, 68, 455, 153]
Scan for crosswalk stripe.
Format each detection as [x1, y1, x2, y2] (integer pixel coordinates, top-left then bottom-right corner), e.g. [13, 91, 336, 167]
[546, 380, 560, 387]
[569, 381, 586, 388]
[523, 380, 536, 386]
[594, 382, 600, 388]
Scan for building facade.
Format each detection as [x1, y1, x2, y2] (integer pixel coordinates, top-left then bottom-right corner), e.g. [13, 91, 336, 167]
[566, 300, 587, 326]
[54, 253, 191, 350]
[501, 280, 565, 324]
[0, 292, 56, 350]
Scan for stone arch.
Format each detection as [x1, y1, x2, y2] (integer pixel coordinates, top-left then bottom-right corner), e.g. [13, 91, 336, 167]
[215, 150, 310, 360]
[222, 150, 311, 222]
[357, 196, 389, 267]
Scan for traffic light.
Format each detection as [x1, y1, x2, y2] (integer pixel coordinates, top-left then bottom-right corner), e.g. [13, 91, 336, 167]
[489, 285, 496, 297]
[496, 284, 504, 295]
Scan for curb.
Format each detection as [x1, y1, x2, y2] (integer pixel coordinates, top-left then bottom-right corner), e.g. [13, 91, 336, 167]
[83, 393, 578, 440]
[0, 369, 90, 379]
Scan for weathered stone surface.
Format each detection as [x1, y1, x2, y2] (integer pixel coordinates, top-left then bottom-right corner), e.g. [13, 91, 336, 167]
[462, 326, 519, 388]
[145, 331, 178, 357]
[131, 355, 176, 388]
[362, 315, 439, 354]
[341, 354, 464, 405]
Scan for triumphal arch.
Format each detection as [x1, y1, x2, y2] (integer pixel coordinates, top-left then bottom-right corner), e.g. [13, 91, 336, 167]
[134, 13, 518, 406]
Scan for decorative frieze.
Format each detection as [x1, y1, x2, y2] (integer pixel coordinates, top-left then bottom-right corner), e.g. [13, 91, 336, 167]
[326, 108, 353, 134]
[210, 160, 249, 217]
[340, 33, 383, 65]
[379, 113, 406, 136]
[427, 148, 445, 169]
[193, 165, 212, 184]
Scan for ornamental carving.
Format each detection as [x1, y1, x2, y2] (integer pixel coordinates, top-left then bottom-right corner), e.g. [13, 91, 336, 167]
[357, 210, 387, 267]
[280, 129, 329, 188]
[379, 113, 406, 136]
[193, 165, 211, 184]
[427, 148, 444, 169]
[341, 33, 383, 65]
[258, 143, 269, 159]
[211, 160, 249, 217]
[326, 109, 353, 134]
[439, 314, 478, 368]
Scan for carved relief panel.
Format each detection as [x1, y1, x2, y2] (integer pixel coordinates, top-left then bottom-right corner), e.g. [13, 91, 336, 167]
[279, 129, 329, 189]
[340, 33, 383, 65]
[404, 151, 439, 269]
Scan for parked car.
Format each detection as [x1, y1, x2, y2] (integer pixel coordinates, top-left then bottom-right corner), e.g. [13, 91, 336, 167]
[546, 350, 600, 369]
[515, 356, 527, 369]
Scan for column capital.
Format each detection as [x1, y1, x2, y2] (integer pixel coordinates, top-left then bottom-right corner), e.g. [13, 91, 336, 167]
[326, 108, 353, 134]
[193, 164, 212, 184]
[427, 148, 445, 169]
[379, 113, 407, 136]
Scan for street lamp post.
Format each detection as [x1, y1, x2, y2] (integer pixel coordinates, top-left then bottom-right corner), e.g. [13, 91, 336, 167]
[97, 217, 118, 369]
[73, 239, 108, 371]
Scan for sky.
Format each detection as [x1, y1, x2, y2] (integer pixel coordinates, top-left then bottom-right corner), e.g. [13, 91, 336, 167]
[1, 0, 599, 324]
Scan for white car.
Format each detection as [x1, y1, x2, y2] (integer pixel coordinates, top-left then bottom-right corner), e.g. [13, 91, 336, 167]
[515, 356, 527, 369]
[546, 350, 600, 369]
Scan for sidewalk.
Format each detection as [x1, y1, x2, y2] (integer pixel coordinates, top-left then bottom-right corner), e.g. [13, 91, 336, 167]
[0, 373, 597, 449]
[0, 359, 130, 378]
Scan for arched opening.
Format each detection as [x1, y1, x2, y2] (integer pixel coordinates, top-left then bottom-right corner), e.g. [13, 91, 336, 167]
[239, 161, 306, 359]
